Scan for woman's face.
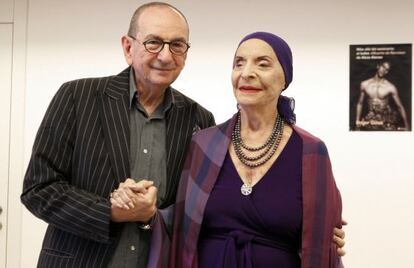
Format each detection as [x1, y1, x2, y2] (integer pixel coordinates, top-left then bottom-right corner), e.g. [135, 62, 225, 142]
[232, 39, 285, 109]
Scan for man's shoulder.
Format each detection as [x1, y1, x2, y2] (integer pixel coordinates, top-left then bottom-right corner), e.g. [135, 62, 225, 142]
[170, 88, 199, 106]
[171, 88, 212, 115]
[383, 79, 397, 92]
[192, 116, 233, 140]
[360, 78, 373, 88]
[60, 68, 129, 94]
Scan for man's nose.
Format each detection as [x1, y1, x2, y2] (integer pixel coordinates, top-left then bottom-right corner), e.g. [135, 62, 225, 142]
[157, 44, 174, 62]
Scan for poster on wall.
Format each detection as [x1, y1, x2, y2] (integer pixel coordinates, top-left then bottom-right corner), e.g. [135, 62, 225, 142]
[349, 43, 412, 131]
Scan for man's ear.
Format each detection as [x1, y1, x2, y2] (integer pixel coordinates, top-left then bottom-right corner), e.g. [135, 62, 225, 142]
[121, 36, 133, 65]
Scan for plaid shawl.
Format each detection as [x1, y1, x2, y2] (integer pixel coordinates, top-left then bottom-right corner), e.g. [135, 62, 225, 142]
[149, 113, 343, 268]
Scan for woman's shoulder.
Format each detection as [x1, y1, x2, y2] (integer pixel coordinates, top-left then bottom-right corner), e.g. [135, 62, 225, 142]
[292, 125, 323, 143]
[292, 125, 330, 156]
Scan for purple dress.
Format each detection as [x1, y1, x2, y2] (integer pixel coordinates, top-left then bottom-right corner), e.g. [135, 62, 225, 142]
[198, 131, 303, 268]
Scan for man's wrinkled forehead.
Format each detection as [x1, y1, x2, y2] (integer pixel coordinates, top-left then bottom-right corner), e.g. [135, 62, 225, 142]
[137, 6, 189, 39]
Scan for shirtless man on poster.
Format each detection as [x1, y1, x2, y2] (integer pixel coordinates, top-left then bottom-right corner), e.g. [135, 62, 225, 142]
[355, 61, 410, 130]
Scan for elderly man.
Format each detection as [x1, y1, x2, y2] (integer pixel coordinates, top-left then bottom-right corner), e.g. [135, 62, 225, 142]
[21, 2, 346, 267]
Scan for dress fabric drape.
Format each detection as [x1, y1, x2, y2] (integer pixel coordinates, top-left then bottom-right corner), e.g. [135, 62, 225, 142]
[198, 131, 303, 268]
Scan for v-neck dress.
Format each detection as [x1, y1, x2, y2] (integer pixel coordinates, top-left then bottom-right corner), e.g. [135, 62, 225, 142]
[198, 131, 303, 268]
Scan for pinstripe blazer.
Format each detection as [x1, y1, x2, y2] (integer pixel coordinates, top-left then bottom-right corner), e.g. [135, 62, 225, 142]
[169, 114, 343, 268]
[21, 67, 215, 267]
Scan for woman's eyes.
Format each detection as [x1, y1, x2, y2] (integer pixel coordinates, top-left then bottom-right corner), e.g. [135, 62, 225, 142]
[258, 61, 270, 67]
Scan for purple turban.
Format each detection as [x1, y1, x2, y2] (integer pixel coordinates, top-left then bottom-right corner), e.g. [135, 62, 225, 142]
[238, 31, 293, 90]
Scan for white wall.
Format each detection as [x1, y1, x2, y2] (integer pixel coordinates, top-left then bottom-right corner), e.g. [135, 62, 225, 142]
[22, 0, 414, 267]
[2, 0, 27, 267]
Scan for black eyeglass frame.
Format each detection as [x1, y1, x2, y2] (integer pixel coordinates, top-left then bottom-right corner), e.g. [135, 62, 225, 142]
[128, 35, 190, 55]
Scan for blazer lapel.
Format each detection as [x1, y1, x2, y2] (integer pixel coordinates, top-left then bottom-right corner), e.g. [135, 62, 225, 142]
[98, 68, 130, 185]
[163, 91, 197, 206]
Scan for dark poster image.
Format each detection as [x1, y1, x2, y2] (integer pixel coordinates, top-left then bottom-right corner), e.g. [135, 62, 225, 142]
[349, 44, 412, 131]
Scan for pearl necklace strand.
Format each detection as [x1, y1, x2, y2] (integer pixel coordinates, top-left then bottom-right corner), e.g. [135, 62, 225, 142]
[232, 112, 284, 195]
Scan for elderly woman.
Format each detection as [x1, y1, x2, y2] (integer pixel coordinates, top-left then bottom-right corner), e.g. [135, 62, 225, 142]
[168, 32, 343, 268]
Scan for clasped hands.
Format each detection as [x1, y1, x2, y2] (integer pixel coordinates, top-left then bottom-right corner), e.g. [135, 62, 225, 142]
[110, 178, 157, 223]
[109, 179, 347, 256]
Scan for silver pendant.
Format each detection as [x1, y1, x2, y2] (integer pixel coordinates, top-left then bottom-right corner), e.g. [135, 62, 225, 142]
[241, 183, 253, 195]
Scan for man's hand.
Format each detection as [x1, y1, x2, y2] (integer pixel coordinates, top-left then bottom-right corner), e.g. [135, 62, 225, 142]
[110, 179, 157, 223]
[110, 178, 153, 209]
[333, 219, 347, 256]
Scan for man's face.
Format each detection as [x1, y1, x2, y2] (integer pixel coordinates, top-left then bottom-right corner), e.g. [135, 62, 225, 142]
[124, 7, 189, 91]
[377, 62, 391, 78]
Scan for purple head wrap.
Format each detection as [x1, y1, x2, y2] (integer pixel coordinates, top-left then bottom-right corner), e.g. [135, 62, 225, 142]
[237, 32, 296, 124]
[238, 31, 293, 89]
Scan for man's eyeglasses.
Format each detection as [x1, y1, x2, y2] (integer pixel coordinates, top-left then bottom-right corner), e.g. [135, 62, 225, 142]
[129, 36, 190, 55]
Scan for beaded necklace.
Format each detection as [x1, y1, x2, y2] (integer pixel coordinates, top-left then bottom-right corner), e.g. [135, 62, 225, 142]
[232, 112, 284, 195]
